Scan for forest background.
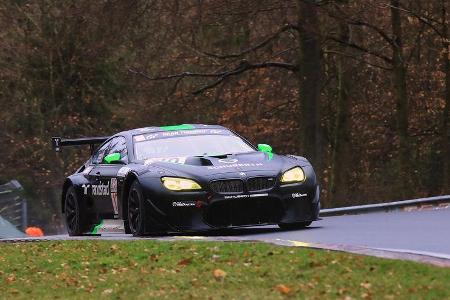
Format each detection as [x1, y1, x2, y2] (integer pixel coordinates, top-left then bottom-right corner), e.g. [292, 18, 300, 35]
[0, 0, 448, 233]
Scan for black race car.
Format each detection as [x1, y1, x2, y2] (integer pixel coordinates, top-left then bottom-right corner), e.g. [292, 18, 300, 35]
[52, 124, 320, 236]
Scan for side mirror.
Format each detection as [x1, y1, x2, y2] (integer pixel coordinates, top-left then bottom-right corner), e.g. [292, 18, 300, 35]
[104, 153, 122, 164]
[257, 144, 272, 153]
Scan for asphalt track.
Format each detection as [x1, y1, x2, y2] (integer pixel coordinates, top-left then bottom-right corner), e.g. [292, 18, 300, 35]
[2, 205, 450, 266]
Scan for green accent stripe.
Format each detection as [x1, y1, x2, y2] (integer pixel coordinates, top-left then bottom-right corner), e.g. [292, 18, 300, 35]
[91, 220, 103, 234]
[160, 124, 195, 131]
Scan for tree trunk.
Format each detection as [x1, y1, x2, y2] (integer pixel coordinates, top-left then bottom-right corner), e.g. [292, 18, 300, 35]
[441, 0, 450, 192]
[391, 0, 411, 197]
[297, 0, 323, 169]
[330, 22, 352, 206]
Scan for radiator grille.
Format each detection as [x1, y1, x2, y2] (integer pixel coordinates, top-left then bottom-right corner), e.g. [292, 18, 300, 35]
[247, 177, 276, 192]
[210, 179, 244, 193]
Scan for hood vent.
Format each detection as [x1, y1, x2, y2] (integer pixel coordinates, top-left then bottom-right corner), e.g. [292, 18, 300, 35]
[184, 157, 214, 166]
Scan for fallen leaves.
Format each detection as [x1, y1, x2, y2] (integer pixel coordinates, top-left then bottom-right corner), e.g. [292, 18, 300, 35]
[275, 284, 291, 295]
[6, 274, 16, 283]
[213, 269, 227, 280]
[177, 257, 192, 266]
[102, 289, 113, 295]
[360, 282, 372, 290]
[149, 254, 159, 262]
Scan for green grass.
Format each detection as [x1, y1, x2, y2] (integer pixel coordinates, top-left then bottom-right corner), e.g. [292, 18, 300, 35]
[0, 241, 449, 299]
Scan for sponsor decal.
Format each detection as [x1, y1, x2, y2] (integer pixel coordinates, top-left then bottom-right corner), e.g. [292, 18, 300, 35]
[81, 183, 110, 196]
[143, 134, 158, 140]
[207, 163, 263, 170]
[92, 220, 124, 233]
[117, 167, 131, 177]
[144, 157, 186, 165]
[292, 193, 307, 198]
[110, 178, 119, 215]
[218, 158, 238, 164]
[160, 129, 224, 137]
[223, 193, 268, 200]
[111, 193, 118, 214]
[133, 129, 230, 143]
[172, 201, 196, 207]
[92, 183, 110, 196]
[110, 178, 118, 193]
[134, 135, 146, 142]
[82, 184, 90, 195]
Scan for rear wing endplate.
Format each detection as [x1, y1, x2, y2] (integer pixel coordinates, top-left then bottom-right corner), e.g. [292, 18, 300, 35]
[51, 136, 109, 153]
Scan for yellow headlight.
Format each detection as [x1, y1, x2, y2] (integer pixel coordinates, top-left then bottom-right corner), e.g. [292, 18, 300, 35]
[280, 167, 305, 183]
[161, 177, 202, 191]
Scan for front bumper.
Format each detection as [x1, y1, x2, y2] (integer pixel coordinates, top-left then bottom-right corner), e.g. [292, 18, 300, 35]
[141, 177, 320, 231]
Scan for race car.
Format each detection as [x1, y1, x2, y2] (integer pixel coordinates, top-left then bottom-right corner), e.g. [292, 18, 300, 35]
[52, 124, 320, 236]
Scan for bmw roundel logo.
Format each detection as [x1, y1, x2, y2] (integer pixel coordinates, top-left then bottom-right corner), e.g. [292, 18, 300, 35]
[218, 158, 238, 164]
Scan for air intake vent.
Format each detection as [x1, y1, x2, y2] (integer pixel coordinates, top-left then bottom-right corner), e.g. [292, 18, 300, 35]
[210, 179, 244, 193]
[247, 177, 276, 192]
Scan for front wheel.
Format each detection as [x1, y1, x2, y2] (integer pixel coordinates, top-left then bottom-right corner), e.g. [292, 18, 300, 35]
[278, 221, 312, 231]
[128, 180, 147, 236]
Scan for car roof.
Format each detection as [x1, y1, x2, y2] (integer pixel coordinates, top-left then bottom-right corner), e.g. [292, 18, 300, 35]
[114, 124, 228, 138]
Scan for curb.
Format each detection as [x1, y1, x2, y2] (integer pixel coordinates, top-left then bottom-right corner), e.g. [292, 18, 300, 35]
[320, 195, 450, 217]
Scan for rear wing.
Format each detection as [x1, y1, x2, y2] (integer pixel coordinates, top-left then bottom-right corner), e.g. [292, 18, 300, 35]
[51, 136, 109, 153]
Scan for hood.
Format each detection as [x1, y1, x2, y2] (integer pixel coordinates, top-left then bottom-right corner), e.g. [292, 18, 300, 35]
[142, 151, 307, 178]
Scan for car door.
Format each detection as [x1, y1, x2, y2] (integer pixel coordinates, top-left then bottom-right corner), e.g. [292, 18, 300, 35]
[93, 136, 128, 218]
[88, 139, 114, 215]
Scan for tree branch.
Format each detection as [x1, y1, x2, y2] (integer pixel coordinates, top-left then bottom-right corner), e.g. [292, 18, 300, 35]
[191, 61, 299, 95]
[323, 3, 395, 47]
[372, 2, 445, 40]
[396, 4, 444, 39]
[329, 36, 393, 64]
[129, 60, 299, 95]
[201, 24, 299, 59]
[347, 20, 396, 48]
[324, 50, 392, 70]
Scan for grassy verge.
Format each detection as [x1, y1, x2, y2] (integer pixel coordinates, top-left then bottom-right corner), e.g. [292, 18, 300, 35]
[0, 240, 449, 299]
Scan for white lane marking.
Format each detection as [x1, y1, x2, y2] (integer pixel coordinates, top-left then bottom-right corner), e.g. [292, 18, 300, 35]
[373, 247, 450, 260]
[174, 236, 206, 240]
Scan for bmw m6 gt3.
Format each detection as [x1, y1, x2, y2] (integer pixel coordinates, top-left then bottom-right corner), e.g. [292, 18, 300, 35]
[52, 124, 320, 236]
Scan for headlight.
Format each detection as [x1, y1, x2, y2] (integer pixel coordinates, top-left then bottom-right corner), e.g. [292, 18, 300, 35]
[161, 177, 202, 191]
[280, 167, 305, 184]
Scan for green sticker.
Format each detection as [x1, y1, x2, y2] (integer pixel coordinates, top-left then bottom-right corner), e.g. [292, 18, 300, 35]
[257, 144, 272, 153]
[160, 124, 195, 131]
[91, 220, 103, 234]
[104, 153, 121, 164]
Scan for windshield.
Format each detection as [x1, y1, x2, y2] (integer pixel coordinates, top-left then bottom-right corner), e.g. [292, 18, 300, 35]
[134, 134, 254, 161]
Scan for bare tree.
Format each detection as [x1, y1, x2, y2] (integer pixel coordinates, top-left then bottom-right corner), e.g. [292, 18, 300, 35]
[130, 0, 325, 170]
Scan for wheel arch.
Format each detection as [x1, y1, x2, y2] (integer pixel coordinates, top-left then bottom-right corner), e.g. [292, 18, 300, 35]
[121, 172, 139, 220]
[61, 178, 73, 213]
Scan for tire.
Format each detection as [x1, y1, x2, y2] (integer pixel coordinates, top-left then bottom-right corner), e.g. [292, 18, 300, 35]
[65, 186, 89, 236]
[127, 180, 152, 237]
[278, 221, 312, 230]
[123, 220, 132, 234]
